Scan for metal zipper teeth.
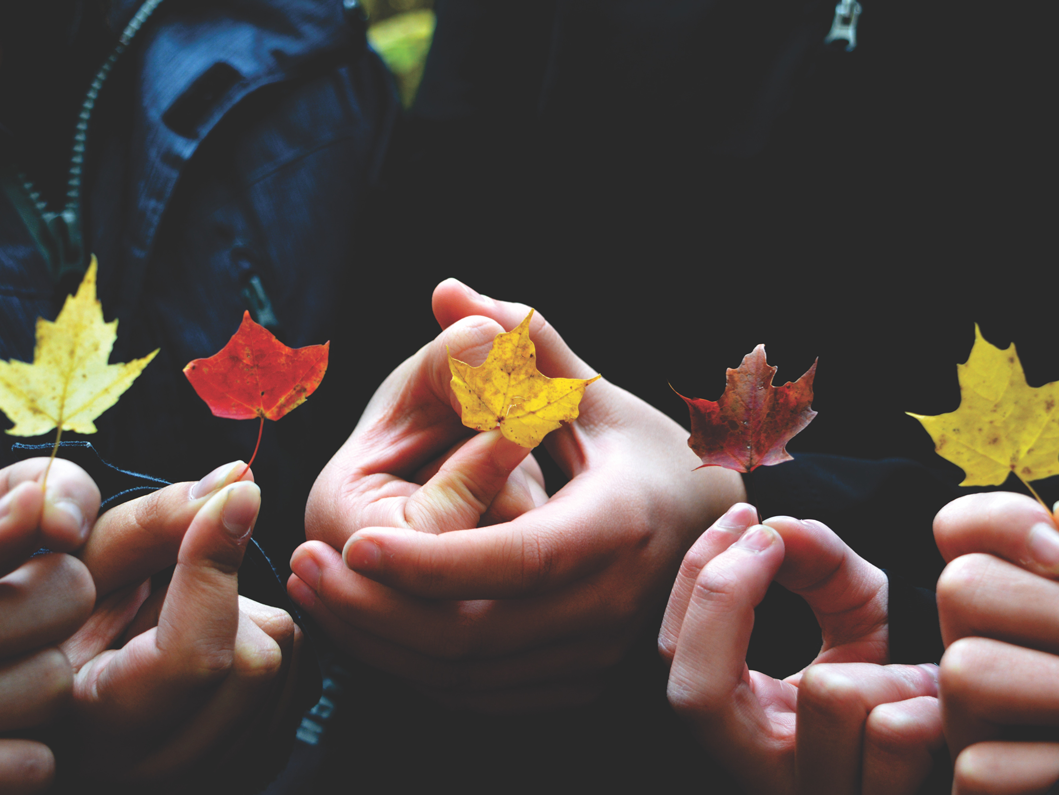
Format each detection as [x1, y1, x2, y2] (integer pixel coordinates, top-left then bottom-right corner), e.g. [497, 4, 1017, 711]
[19, 0, 167, 218]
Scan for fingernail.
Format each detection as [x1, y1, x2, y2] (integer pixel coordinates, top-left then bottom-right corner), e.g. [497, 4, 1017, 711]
[0, 489, 13, 522]
[736, 524, 778, 552]
[918, 663, 940, 682]
[345, 536, 382, 572]
[288, 575, 316, 609]
[717, 502, 760, 530]
[1028, 522, 1059, 570]
[190, 461, 243, 500]
[220, 482, 259, 541]
[290, 550, 322, 591]
[53, 498, 88, 542]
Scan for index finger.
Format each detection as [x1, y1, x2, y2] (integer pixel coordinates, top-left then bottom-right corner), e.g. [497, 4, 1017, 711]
[305, 316, 514, 550]
[80, 461, 248, 596]
[657, 502, 759, 664]
[933, 491, 1059, 577]
[665, 524, 786, 778]
[340, 474, 622, 599]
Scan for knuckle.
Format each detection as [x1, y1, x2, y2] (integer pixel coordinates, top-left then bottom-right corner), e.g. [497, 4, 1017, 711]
[3, 741, 56, 790]
[258, 610, 296, 648]
[937, 554, 991, 607]
[183, 643, 235, 683]
[797, 664, 860, 716]
[59, 556, 96, 620]
[433, 603, 486, 662]
[36, 647, 75, 704]
[691, 566, 743, 612]
[865, 705, 924, 755]
[235, 639, 283, 681]
[520, 527, 552, 591]
[666, 670, 721, 717]
[952, 745, 997, 795]
[939, 637, 986, 698]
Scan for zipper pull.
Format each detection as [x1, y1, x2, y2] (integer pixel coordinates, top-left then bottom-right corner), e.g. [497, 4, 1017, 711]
[824, 0, 863, 51]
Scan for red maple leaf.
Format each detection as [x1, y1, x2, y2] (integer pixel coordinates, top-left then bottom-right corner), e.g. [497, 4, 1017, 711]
[675, 345, 817, 473]
[184, 311, 329, 469]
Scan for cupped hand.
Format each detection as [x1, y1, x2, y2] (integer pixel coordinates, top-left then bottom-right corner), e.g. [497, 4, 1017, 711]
[0, 458, 98, 794]
[292, 279, 745, 712]
[661, 505, 943, 794]
[935, 492, 1059, 794]
[56, 462, 302, 785]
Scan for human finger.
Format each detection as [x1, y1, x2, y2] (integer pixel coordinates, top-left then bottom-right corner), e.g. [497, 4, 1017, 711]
[0, 553, 94, 658]
[0, 483, 45, 576]
[0, 458, 100, 565]
[0, 648, 74, 731]
[60, 581, 151, 670]
[76, 481, 259, 726]
[934, 491, 1059, 576]
[861, 694, 944, 795]
[795, 662, 939, 794]
[80, 461, 250, 597]
[0, 739, 54, 794]
[763, 516, 888, 662]
[288, 569, 633, 693]
[937, 553, 1059, 652]
[952, 741, 1059, 795]
[305, 315, 524, 550]
[338, 475, 628, 599]
[378, 429, 532, 536]
[658, 502, 759, 664]
[118, 608, 288, 781]
[940, 637, 1059, 759]
[665, 524, 786, 779]
[432, 279, 600, 383]
[291, 540, 636, 658]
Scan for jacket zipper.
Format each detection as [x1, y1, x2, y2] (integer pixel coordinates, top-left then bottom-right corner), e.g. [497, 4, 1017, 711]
[1, 0, 166, 285]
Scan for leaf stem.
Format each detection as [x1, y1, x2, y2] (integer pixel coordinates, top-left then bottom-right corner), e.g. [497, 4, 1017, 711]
[1018, 474, 1049, 512]
[238, 416, 264, 481]
[41, 427, 62, 492]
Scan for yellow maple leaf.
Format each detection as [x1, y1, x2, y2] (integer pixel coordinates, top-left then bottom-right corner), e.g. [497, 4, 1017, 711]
[908, 325, 1059, 496]
[0, 257, 158, 439]
[448, 310, 600, 448]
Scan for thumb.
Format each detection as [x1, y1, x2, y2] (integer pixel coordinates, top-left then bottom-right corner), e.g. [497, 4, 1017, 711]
[347, 430, 531, 548]
[75, 481, 260, 730]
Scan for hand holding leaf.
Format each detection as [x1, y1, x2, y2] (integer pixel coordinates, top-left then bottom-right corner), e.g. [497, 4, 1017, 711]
[448, 309, 600, 448]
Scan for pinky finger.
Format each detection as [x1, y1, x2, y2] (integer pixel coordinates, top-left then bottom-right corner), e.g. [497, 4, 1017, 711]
[862, 695, 944, 795]
[953, 741, 1059, 795]
[0, 740, 54, 794]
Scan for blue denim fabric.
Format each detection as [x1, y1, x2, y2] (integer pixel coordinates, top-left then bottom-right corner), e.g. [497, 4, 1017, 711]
[1, 0, 399, 573]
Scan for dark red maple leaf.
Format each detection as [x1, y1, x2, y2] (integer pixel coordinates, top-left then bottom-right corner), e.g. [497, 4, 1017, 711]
[675, 345, 817, 473]
[184, 311, 329, 469]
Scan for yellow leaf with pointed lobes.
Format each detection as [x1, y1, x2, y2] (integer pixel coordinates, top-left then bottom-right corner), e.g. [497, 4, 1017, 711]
[908, 325, 1059, 487]
[448, 310, 600, 448]
[0, 257, 158, 437]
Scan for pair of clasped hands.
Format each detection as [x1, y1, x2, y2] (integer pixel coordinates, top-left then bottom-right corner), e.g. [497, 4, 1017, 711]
[0, 458, 302, 793]
[289, 280, 1059, 793]
[4, 279, 1058, 794]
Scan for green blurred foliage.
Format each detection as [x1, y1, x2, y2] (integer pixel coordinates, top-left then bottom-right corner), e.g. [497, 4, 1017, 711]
[363, 0, 436, 107]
